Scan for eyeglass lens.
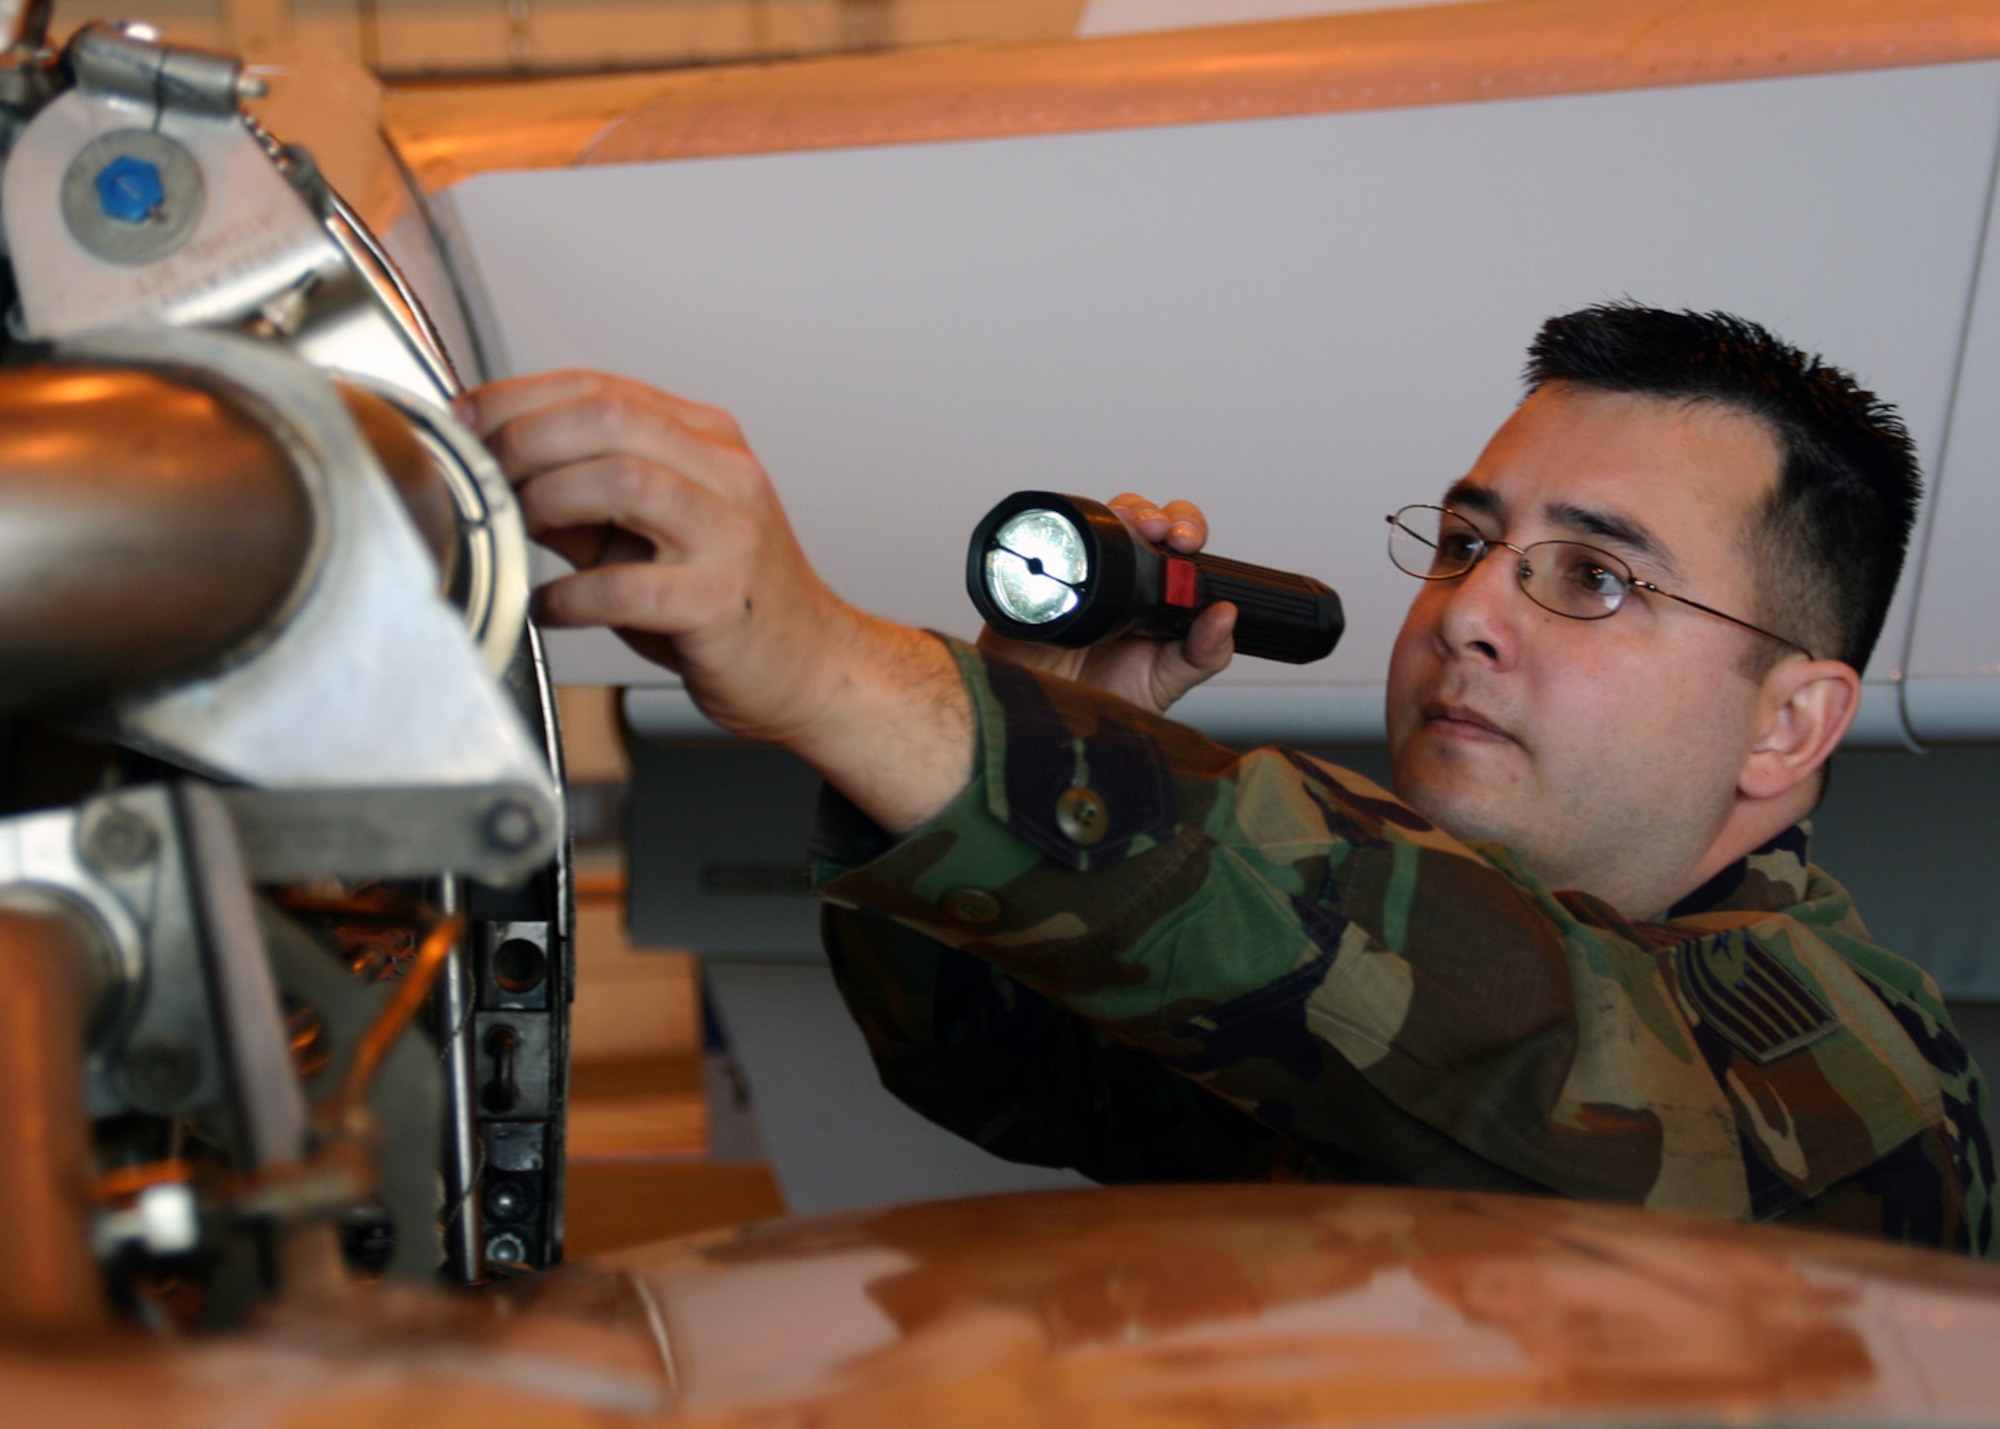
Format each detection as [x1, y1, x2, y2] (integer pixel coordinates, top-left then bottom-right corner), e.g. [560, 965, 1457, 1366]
[1387, 505, 1630, 621]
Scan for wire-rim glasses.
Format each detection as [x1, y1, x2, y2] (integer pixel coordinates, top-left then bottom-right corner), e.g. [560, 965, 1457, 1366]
[1384, 504, 1815, 661]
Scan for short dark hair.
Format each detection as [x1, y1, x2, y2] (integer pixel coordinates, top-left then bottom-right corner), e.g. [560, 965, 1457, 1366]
[1524, 303, 1921, 672]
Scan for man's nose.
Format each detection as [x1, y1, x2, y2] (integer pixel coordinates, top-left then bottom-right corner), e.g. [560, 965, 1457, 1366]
[1433, 545, 1527, 664]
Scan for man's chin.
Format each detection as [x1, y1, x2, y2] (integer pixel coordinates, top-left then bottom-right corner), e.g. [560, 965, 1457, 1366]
[1393, 754, 1523, 850]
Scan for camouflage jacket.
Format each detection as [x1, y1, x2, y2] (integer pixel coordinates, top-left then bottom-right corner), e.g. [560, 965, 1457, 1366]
[815, 641, 1995, 1255]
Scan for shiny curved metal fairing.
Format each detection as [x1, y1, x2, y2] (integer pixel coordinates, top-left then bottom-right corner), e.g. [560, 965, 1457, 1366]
[0, 353, 527, 714]
[338, 376, 533, 677]
[9, 1183, 2000, 1422]
[0, 364, 316, 715]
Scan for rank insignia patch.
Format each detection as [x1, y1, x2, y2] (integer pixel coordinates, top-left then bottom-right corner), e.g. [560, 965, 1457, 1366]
[1676, 935, 1836, 1065]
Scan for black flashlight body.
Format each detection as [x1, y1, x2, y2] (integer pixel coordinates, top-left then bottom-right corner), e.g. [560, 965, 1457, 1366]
[968, 491, 1345, 664]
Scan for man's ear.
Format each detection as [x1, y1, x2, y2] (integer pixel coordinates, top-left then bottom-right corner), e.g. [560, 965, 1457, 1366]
[1739, 658, 1862, 802]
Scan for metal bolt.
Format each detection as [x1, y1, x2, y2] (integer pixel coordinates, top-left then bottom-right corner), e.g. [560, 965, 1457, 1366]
[481, 799, 540, 854]
[234, 72, 268, 100]
[484, 1178, 531, 1223]
[117, 1038, 200, 1112]
[95, 155, 164, 224]
[83, 808, 159, 873]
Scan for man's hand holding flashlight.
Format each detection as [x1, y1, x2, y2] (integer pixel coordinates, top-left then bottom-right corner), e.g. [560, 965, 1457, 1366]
[975, 493, 1238, 717]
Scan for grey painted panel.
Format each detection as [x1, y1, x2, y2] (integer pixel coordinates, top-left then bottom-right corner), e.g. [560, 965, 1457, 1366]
[625, 737, 825, 957]
[1904, 108, 2000, 712]
[1809, 747, 2000, 1001]
[438, 63, 2000, 723]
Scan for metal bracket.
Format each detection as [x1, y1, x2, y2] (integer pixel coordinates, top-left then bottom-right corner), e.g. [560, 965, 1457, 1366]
[0, 783, 307, 1164]
[221, 783, 556, 886]
[71, 328, 558, 885]
[3, 71, 343, 339]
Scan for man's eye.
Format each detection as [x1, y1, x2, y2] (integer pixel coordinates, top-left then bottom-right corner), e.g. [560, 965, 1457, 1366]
[1438, 532, 1483, 564]
[1570, 560, 1625, 599]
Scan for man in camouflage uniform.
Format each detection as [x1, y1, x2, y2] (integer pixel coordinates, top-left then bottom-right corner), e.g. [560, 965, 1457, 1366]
[463, 303, 1993, 1254]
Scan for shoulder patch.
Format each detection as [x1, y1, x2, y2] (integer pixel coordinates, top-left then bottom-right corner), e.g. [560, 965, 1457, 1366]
[1676, 934, 1837, 1065]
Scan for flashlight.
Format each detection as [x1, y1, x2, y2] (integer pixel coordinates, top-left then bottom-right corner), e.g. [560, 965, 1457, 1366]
[967, 491, 1344, 664]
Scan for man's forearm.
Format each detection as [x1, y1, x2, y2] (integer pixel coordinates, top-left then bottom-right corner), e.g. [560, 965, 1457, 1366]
[787, 613, 975, 835]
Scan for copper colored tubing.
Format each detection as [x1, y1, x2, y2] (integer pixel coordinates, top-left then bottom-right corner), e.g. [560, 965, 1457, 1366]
[328, 913, 462, 1125]
[0, 895, 110, 1332]
[91, 1160, 194, 1204]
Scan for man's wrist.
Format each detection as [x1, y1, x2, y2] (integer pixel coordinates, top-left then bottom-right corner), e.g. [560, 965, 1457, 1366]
[787, 616, 976, 835]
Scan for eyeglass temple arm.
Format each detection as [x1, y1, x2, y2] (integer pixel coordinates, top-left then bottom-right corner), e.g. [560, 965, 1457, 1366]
[1629, 581, 1815, 661]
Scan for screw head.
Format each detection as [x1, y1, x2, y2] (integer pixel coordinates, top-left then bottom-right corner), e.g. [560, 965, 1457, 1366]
[83, 808, 159, 873]
[484, 1177, 534, 1224]
[95, 155, 165, 224]
[117, 1038, 200, 1112]
[481, 799, 541, 855]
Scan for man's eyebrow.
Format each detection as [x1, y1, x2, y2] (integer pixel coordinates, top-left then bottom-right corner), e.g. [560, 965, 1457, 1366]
[1441, 480, 1499, 518]
[1546, 501, 1683, 580]
[1440, 482, 1686, 580]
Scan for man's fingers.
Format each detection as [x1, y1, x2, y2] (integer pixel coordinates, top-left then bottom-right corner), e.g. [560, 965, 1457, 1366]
[1148, 602, 1236, 712]
[512, 453, 717, 557]
[1108, 492, 1209, 552]
[1184, 600, 1237, 669]
[532, 560, 719, 634]
[460, 370, 740, 443]
[1107, 491, 1169, 542]
[1159, 499, 1208, 553]
[534, 524, 620, 573]
[483, 392, 752, 501]
[457, 371, 615, 434]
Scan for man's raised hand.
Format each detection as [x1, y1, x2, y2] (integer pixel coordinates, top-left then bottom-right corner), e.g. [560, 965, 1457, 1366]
[458, 371, 973, 832]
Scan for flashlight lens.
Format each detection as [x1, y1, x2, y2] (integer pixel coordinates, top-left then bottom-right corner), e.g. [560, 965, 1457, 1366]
[985, 509, 1087, 625]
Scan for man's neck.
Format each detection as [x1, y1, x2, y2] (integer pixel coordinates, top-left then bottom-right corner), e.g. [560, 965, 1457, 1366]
[1598, 794, 1816, 921]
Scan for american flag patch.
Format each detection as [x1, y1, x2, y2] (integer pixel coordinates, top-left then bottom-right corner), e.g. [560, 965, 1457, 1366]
[1676, 935, 1836, 1065]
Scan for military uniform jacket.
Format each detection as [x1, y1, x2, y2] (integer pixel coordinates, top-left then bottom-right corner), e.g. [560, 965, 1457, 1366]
[815, 641, 1995, 1256]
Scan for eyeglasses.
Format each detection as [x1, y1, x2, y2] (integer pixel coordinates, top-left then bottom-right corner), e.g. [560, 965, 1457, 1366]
[1385, 504, 1815, 660]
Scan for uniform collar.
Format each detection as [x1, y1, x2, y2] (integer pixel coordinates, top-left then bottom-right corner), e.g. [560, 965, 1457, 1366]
[1664, 822, 1813, 920]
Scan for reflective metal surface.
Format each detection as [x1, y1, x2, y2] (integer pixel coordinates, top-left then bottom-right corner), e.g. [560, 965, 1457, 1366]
[6, 80, 344, 340]
[607, 1185, 2000, 1426]
[12, 1183, 2000, 1423]
[0, 364, 314, 713]
[340, 382, 462, 581]
[87, 328, 559, 886]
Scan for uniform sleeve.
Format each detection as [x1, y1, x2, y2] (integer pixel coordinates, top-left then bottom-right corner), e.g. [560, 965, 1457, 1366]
[816, 640, 1967, 1237]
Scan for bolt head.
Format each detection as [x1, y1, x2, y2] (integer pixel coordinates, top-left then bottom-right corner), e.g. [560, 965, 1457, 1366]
[117, 1039, 200, 1112]
[485, 1177, 533, 1223]
[95, 155, 165, 225]
[83, 808, 159, 873]
[481, 799, 541, 854]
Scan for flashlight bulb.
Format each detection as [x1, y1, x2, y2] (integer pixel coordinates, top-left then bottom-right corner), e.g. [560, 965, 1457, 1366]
[985, 508, 1088, 625]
